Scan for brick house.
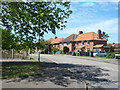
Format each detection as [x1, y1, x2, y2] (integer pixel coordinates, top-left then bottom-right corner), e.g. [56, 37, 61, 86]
[110, 43, 120, 52]
[50, 37, 64, 50]
[60, 34, 78, 51]
[48, 29, 108, 52]
[74, 30, 108, 52]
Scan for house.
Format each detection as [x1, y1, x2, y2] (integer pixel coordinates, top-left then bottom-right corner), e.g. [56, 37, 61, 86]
[74, 30, 108, 52]
[111, 43, 120, 52]
[48, 29, 108, 52]
[60, 34, 78, 51]
[50, 36, 64, 50]
[47, 38, 54, 43]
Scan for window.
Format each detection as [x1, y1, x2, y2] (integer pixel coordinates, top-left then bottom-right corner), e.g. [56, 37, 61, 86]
[77, 49, 80, 52]
[87, 48, 90, 52]
[58, 44, 59, 47]
[62, 43, 64, 46]
[81, 41, 84, 45]
[76, 41, 78, 45]
[87, 40, 90, 45]
[95, 49, 99, 52]
[67, 42, 70, 45]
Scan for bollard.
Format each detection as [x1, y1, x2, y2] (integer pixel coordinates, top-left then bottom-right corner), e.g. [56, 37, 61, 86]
[38, 51, 40, 62]
[85, 83, 89, 90]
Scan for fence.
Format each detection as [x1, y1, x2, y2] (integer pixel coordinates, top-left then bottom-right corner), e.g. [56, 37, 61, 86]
[2, 49, 28, 59]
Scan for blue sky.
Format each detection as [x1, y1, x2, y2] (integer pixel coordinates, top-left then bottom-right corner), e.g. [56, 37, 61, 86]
[43, 2, 118, 43]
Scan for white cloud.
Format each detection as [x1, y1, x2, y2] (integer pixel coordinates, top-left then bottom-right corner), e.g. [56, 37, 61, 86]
[70, 0, 119, 2]
[80, 2, 95, 7]
[58, 18, 118, 43]
[59, 18, 118, 34]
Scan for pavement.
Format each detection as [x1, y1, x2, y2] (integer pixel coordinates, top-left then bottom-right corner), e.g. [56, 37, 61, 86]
[2, 54, 119, 89]
[31, 54, 119, 89]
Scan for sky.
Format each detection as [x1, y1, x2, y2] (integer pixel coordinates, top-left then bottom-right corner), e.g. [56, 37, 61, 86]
[43, 2, 118, 43]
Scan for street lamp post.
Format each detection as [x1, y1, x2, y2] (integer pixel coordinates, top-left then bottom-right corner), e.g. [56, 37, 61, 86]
[38, 50, 40, 62]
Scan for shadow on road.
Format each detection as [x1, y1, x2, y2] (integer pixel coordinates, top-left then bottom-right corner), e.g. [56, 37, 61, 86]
[4, 62, 111, 87]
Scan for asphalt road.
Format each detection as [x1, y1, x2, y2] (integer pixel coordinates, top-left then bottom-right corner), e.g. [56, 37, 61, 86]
[31, 54, 119, 89]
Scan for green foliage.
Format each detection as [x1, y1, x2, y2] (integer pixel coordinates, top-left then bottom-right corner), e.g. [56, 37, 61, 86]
[1, 2, 72, 42]
[115, 51, 120, 54]
[52, 47, 59, 53]
[2, 29, 16, 50]
[101, 31, 109, 39]
[63, 46, 69, 54]
[106, 52, 115, 59]
[108, 46, 114, 53]
[69, 51, 72, 53]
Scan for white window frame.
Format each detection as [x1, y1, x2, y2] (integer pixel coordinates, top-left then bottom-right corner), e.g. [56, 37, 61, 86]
[76, 41, 78, 46]
[81, 41, 84, 45]
[62, 43, 64, 46]
[87, 40, 90, 45]
[87, 48, 90, 52]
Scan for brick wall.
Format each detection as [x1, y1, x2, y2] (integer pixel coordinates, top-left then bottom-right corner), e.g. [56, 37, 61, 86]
[74, 40, 107, 52]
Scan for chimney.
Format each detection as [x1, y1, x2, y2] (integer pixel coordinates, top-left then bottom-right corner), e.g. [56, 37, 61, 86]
[98, 29, 101, 39]
[79, 31, 83, 35]
[55, 36, 58, 39]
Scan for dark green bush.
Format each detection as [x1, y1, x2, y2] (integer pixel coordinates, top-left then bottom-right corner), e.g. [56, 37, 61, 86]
[69, 51, 72, 53]
[63, 46, 69, 54]
[106, 52, 115, 59]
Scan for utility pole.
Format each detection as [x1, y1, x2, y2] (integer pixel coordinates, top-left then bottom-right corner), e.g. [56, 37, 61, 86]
[12, 49, 14, 59]
[38, 35, 40, 62]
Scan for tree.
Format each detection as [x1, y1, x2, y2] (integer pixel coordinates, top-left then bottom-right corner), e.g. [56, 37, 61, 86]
[2, 29, 16, 50]
[52, 47, 59, 54]
[101, 31, 109, 39]
[1, 2, 72, 43]
[63, 46, 69, 54]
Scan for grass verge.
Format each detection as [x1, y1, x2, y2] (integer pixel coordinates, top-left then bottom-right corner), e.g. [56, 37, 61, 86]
[1, 61, 43, 79]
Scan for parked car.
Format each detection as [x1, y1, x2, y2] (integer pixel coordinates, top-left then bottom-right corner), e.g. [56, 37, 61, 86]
[93, 51, 107, 57]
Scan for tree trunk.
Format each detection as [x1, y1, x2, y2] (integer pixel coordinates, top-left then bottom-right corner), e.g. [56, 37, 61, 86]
[28, 48, 30, 59]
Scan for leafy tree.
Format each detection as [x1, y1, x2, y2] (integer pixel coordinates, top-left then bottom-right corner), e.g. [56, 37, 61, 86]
[101, 31, 109, 39]
[36, 38, 47, 50]
[108, 45, 114, 53]
[52, 47, 59, 54]
[2, 29, 16, 50]
[63, 46, 69, 54]
[1, 2, 72, 43]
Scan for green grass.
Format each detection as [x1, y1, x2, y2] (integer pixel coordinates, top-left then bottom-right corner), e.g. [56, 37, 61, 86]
[79, 55, 119, 60]
[1, 61, 43, 79]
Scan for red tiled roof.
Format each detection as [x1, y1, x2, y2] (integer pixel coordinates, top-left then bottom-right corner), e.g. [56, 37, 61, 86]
[74, 32, 108, 41]
[48, 38, 54, 42]
[61, 34, 78, 42]
[51, 38, 64, 44]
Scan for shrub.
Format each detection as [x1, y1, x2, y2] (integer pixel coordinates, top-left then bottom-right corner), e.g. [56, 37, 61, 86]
[69, 51, 72, 53]
[63, 46, 69, 54]
[52, 47, 59, 53]
[110, 53, 115, 58]
[106, 52, 115, 59]
[106, 53, 111, 58]
[115, 51, 120, 54]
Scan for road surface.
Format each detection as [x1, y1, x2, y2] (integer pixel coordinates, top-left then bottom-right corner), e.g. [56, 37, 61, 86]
[31, 54, 119, 89]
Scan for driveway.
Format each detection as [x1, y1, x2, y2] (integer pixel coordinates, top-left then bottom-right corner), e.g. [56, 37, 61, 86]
[31, 54, 119, 88]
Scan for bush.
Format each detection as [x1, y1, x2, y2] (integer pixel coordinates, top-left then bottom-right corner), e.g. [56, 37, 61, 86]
[115, 51, 120, 54]
[106, 52, 115, 59]
[69, 51, 72, 53]
[52, 47, 59, 53]
[63, 46, 69, 54]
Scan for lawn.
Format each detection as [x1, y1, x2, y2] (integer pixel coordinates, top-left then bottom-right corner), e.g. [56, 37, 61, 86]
[1, 61, 43, 79]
